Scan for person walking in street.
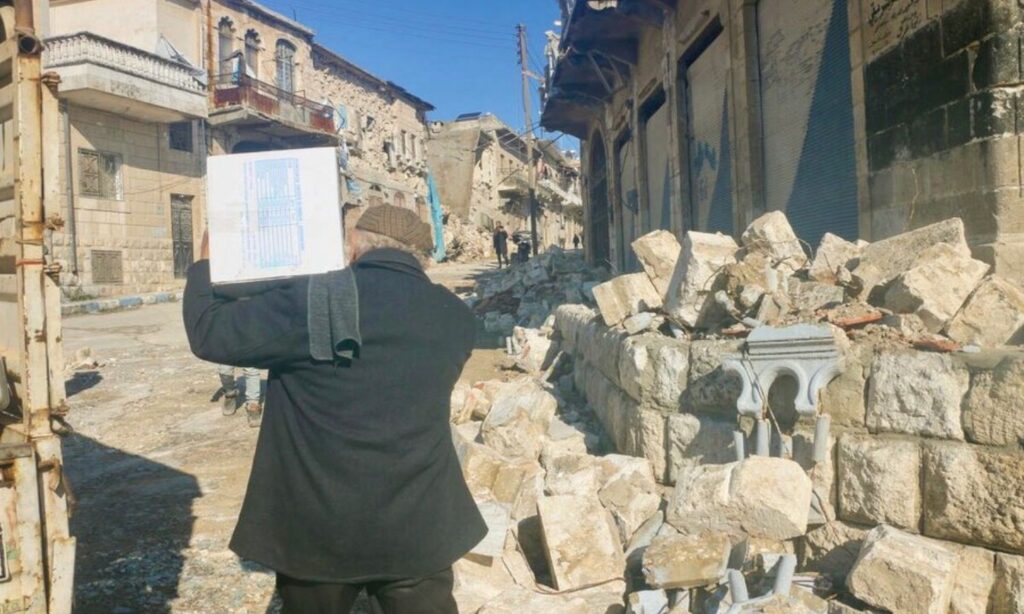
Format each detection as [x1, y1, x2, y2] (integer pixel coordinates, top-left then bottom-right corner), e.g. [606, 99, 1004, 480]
[183, 205, 484, 614]
[573, 233, 581, 250]
[216, 365, 262, 427]
[492, 223, 509, 268]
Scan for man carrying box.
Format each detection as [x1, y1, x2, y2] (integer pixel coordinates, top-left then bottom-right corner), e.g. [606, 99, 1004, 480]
[183, 205, 485, 613]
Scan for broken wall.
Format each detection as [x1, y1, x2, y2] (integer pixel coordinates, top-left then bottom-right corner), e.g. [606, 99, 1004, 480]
[554, 305, 1024, 608]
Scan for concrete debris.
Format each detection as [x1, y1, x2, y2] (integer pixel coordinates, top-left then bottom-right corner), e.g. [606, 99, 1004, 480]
[642, 532, 730, 589]
[632, 230, 682, 298]
[593, 273, 664, 326]
[850, 218, 970, 302]
[471, 501, 513, 561]
[481, 379, 558, 460]
[626, 589, 670, 614]
[665, 231, 739, 329]
[543, 453, 600, 497]
[808, 233, 864, 284]
[741, 210, 808, 275]
[442, 211, 493, 263]
[623, 311, 665, 336]
[847, 525, 958, 614]
[884, 243, 990, 332]
[598, 456, 662, 543]
[946, 276, 1024, 347]
[798, 521, 868, 588]
[536, 494, 626, 591]
[667, 457, 813, 541]
[510, 326, 558, 374]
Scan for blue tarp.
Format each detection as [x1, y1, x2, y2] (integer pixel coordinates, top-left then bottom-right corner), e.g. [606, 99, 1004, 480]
[426, 172, 445, 262]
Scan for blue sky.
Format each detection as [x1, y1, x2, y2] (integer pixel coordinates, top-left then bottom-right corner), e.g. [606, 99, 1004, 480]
[257, 0, 575, 153]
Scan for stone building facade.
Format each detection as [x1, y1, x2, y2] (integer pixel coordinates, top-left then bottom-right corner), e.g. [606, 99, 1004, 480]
[46, 0, 208, 297]
[543, 0, 1024, 286]
[427, 113, 583, 250]
[38, 0, 434, 297]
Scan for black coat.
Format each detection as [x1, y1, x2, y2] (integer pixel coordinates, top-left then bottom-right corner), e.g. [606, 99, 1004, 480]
[182, 249, 486, 583]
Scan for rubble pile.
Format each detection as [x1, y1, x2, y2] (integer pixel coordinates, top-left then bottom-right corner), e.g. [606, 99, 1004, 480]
[452, 211, 1024, 612]
[470, 248, 607, 336]
[443, 212, 494, 263]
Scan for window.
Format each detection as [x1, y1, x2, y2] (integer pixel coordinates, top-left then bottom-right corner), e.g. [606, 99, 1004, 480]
[410, 135, 417, 160]
[169, 122, 193, 153]
[91, 250, 123, 284]
[276, 39, 296, 93]
[400, 130, 408, 157]
[218, 17, 235, 74]
[78, 149, 122, 199]
[244, 30, 261, 78]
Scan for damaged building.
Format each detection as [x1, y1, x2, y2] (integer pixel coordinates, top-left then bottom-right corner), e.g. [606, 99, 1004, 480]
[542, 0, 1024, 288]
[428, 113, 583, 252]
[41, 0, 435, 297]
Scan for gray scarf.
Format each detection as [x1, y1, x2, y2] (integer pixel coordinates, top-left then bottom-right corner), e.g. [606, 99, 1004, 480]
[307, 267, 361, 362]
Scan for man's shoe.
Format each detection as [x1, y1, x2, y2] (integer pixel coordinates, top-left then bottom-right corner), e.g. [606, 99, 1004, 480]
[222, 390, 239, 416]
[245, 401, 262, 428]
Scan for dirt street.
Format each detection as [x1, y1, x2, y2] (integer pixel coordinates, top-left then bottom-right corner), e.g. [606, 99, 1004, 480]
[62, 261, 505, 613]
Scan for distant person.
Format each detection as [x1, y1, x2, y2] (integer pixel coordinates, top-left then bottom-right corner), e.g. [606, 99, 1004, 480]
[216, 365, 262, 427]
[573, 234, 581, 250]
[492, 223, 509, 268]
[184, 205, 483, 613]
[517, 236, 531, 263]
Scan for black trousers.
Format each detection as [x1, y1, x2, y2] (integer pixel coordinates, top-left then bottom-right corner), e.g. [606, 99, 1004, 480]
[495, 248, 508, 268]
[277, 568, 458, 614]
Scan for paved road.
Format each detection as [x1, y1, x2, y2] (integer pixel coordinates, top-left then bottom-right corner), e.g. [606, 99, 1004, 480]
[60, 261, 503, 613]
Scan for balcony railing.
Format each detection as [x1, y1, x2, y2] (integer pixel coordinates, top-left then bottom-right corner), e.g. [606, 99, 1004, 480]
[212, 73, 335, 134]
[44, 32, 204, 94]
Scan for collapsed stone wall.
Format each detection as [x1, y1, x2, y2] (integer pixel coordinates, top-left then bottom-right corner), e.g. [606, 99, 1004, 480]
[546, 213, 1024, 611]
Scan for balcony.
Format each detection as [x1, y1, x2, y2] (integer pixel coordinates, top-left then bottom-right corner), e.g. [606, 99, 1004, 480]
[210, 74, 338, 145]
[44, 32, 207, 121]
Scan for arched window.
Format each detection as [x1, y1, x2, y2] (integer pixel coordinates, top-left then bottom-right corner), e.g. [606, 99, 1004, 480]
[275, 39, 296, 94]
[217, 18, 235, 75]
[244, 30, 261, 78]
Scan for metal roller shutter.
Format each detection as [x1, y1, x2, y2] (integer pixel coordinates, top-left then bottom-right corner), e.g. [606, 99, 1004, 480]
[757, 0, 858, 245]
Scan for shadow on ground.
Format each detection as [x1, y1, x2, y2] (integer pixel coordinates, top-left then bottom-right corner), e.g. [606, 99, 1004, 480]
[65, 371, 103, 398]
[65, 433, 200, 613]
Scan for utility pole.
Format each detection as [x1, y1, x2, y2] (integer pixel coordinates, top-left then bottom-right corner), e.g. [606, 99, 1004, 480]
[517, 23, 540, 255]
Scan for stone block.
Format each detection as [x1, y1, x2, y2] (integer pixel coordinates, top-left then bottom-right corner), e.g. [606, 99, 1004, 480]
[618, 334, 689, 411]
[620, 407, 669, 483]
[642, 533, 730, 590]
[622, 312, 664, 336]
[946, 276, 1024, 347]
[790, 281, 846, 312]
[809, 233, 865, 284]
[471, 501, 512, 560]
[544, 453, 600, 497]
[665, 413, 737, 485]
[541, 418, 589, 467]
[593, 273, 663, 327]
[537, 494, 626, 591]
[798, 521, 868, 587]
[851, 218, 970, 302]
[884, 243, 989, 332]
[580, 321, 627, 386]
[666, 457, 812, 541]
[481, 379, 558, 460]
[664, 231, 738, 329]
[819, 343, 869, 427]
[685, 339, 743, 415]
[847, 525, 958, 614]
[511, 326, 557, 374]
[631, 230, 682, 298]
[923, 441, 1024, 554]
[837, 434, 921, 530]
[554, 304, 597, 355]
[964, 356, 1024, 446]
[598, 457, 662, 544]
[866, 351, 969, 440]
[741, 210, 808, 275]
[949, 544, 997, 614]
[994, 553, 1024, 614]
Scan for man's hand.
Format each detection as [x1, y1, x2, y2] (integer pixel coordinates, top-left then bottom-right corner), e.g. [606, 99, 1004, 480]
[200, 230, 210, 260]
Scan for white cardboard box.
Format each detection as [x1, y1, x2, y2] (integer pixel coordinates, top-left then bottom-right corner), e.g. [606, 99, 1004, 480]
[206, 147, 345, 284]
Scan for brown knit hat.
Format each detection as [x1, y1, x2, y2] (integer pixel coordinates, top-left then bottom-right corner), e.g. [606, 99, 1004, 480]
[355, 204, 434, 253]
